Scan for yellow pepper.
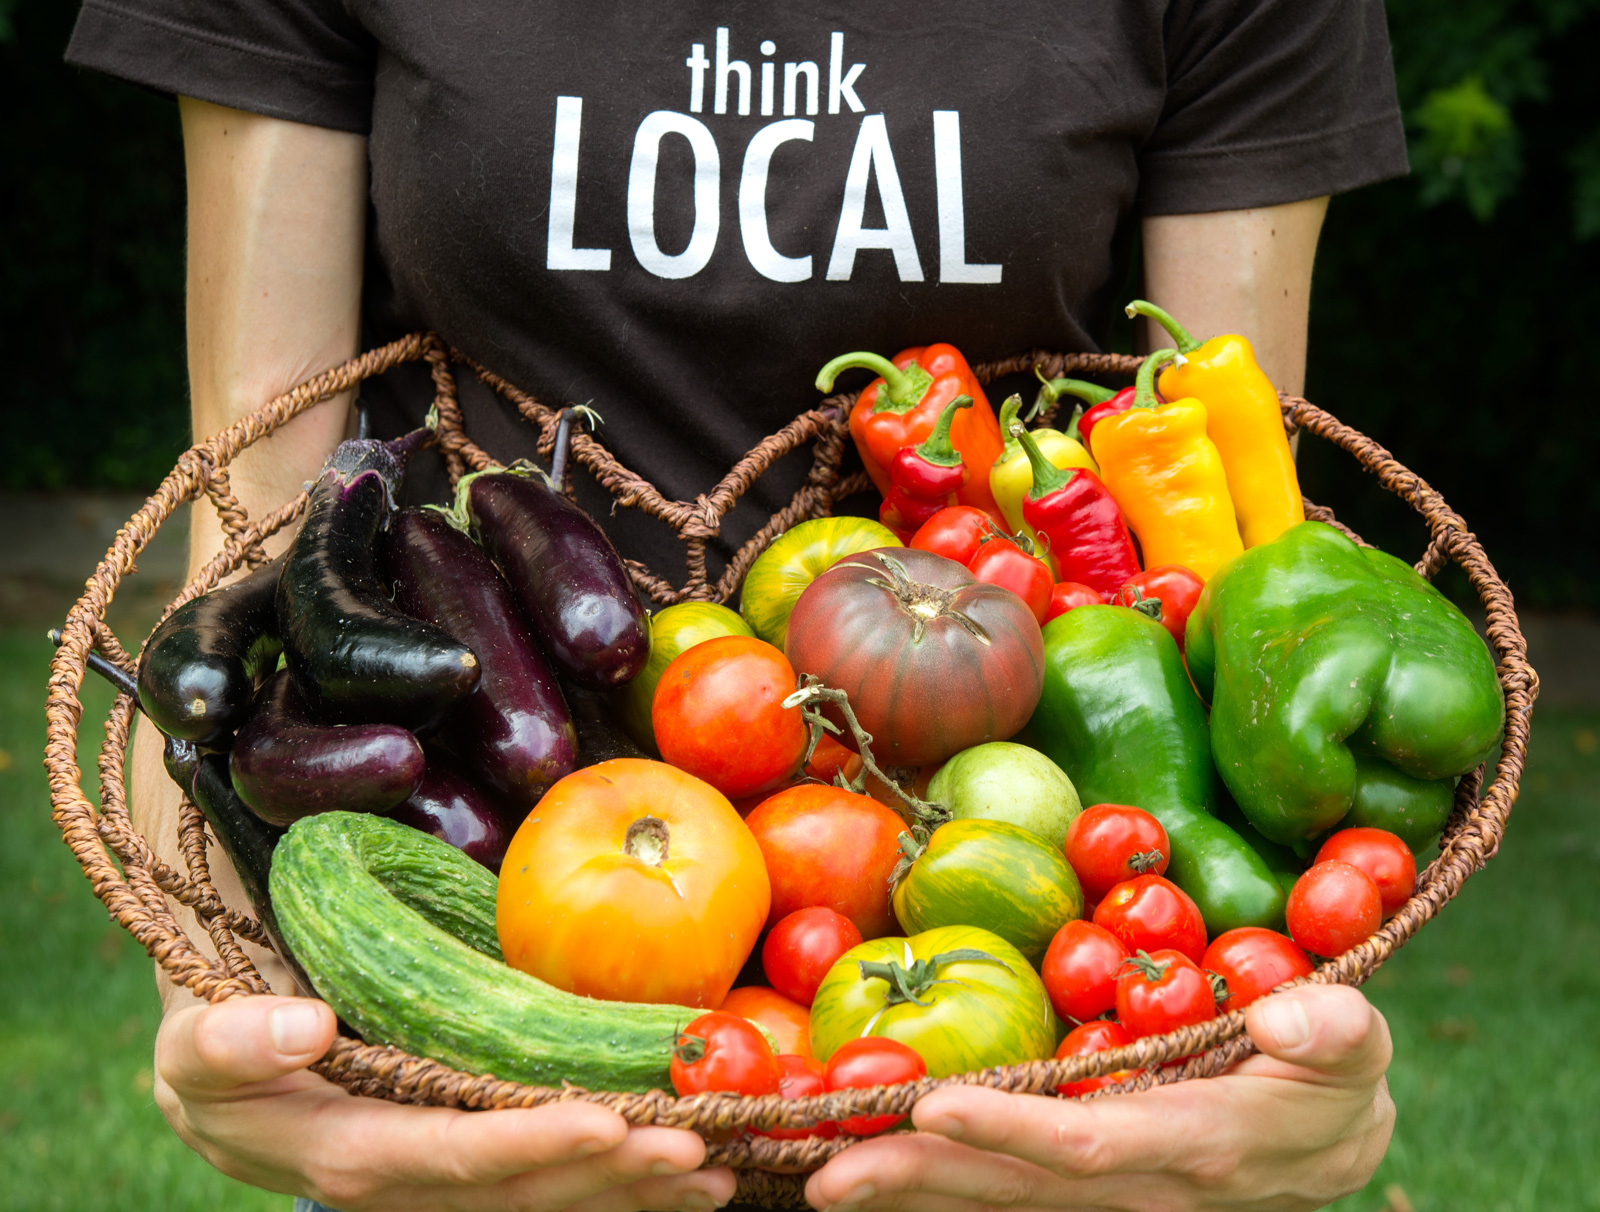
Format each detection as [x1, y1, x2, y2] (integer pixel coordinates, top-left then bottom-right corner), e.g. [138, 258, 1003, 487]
[988, 394, 1097, 576]
[1093, 350, 1243, 582]
[1127, 300, 1304, 548]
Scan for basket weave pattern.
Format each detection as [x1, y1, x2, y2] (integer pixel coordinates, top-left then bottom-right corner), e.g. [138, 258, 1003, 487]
[42, 334, 1539, 1206]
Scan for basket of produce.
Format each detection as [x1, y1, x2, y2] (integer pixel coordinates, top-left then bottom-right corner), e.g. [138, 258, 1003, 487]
[43, 303, 1537, 1208]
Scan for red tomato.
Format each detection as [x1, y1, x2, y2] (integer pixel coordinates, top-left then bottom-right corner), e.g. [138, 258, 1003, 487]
[753, 1054, 838, 1140]
[652, 637, 808, 799]
[804, 734, 858, 784]
[1113, 565, 1204, 652]
[968, 537, 1053, 624]
[822, 1036, 927, 1135]
[1063, 804, 1171, 903]
[744, 784, 910, 939]
[1114, 948, 1218, 1040]
[1040, 919, 1130, 1024]
[1286, 861, 1383, 957]
[1094, 875, 1207, 963]
[1201, 928, 1315, 1012]
[1044, 582, 1101, 622]
[669, 1012, 784, 1097]
[910, 506, 996, 567]
[762, 907, 864, 1006]
[717, 985, 813, 1058]
[1313, 828, 1416, 917]
[1053, 1019, 1141, 1097]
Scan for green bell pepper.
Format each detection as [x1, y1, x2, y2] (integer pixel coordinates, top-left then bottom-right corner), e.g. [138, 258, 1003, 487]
[1019, 605, 1286, 934]
[1185, 521, 1504, 847]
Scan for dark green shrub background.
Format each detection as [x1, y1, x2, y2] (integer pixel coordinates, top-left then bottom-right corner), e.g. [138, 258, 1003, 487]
[5, 0, 1598, 604]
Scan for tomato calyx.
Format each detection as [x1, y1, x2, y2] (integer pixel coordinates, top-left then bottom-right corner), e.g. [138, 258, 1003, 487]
[623, 816, 670, 866]
[1128, 847, 1166, 875]
[857, 948, 1014, 1009]
[888, 831, 925, 891]
[1206, 970, 1229, 1005]
[975, 517, 1037, 559]
[1114, 584, 1163, 622]
[1119, 949, 1174, 984]
[832, 553, 992, 645]
[673, 1033, 709, 1065]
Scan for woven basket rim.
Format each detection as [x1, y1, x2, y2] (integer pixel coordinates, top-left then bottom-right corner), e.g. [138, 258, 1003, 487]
[40, 334, 1539, 1201]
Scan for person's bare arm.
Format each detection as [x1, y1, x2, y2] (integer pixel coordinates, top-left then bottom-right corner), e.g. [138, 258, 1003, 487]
[1138, 196, 1329, 395]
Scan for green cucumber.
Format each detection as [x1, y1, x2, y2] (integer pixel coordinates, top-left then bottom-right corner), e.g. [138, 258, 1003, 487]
[270, 811, 703, 1092]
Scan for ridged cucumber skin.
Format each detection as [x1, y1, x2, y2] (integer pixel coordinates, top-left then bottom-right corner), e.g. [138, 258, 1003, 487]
[270, 812, 703, 1092]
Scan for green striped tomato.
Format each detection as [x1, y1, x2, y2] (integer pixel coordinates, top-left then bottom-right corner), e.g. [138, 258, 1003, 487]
[611, 602, 753, 753]
[740, 517, 902, 652]
[892, 819, 1083, 964]
[808, 925, 1058, 1077]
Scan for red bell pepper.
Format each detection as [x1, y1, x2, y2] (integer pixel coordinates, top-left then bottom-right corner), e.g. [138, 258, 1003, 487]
[818, 344, 1004, 514]
[1012, 423, 1141, 601]
[879, 397, 972, 540]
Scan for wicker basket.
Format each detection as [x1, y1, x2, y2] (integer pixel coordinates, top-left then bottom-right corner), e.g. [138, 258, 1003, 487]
[43, 334, 1539, 1207]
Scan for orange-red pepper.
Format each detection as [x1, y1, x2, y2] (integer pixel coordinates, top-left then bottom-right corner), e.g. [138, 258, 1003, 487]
[816, 344, 1004, 516]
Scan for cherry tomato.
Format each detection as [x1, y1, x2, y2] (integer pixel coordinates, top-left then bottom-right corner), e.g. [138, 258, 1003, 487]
[1044, 582, 1101, 622]
[1113, 565, 1204, 652]
[652, 636, 808, 799]
[717, 985, 813, 1058]
[669, 1012, 784, 1097]
[1053, 1019, 1141, 1097]
[968, 537, 1053, 624]
[910, 506, 996, 567]
[1093, 874, 1207, 963]
[1313, 828, 1416, 917]
[762, 906, 864, 1006]
[1063, 804, 1170, 903]
[1114, 948, 1218, 1040]
[822, 1036, 928, 1135]
[1201, 928, 1314, 1011]
[1286, 861, 1383, 957]
[1040, 919, 1130, 1024]
[753, 1054, 838, 1140]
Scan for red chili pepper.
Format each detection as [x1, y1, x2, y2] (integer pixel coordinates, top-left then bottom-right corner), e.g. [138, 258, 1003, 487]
[1034, 370, 1149, 453]
[879, 397, 972, 540]
[819, 345, 1004, 515]
[1012, 422, 1141, 600]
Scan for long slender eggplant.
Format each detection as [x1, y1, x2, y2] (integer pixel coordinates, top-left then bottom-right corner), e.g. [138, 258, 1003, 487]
[136, 557, 283, 743]
[561, 678, 650, 766]
[452, 442, 648, 690]
[385, 508, 577, 809]
[278, 433, 480, 727]
[387, 753, 517, 874]
[230, 670, 426, 827]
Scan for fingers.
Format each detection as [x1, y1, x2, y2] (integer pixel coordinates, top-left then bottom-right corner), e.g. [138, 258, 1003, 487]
[1244, 984, 1393, 1086]
[157, 995, 336, 1097]
[806, 1132, 1055, 1212]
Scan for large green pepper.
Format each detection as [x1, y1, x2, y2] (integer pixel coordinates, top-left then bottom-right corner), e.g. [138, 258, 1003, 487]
[1019, 605, 1286, 934]
[1185, 521, 1504, 847]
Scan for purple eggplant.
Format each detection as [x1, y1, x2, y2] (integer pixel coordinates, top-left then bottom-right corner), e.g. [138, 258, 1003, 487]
[385, 508, 578, 808]
[387, 755, 517, 873]
[454, 466, 649, 690]
[278, 434, 480, 727]
[137, 556, 283, 743]
[230, 670, 425, 827]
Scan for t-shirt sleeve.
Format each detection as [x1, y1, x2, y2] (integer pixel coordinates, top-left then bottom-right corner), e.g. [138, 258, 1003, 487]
[1137, 0, 1409, 214]
[64, 0, 377, 134]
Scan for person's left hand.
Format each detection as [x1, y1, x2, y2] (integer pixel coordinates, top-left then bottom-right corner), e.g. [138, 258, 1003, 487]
[803, 984, 1394, 1212]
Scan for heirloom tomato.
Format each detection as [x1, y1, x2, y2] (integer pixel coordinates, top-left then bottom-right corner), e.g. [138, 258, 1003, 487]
[752, 1054, 837, 1140]
[809, 925, 1058, 1077]
[652, 637, 808, 799]
[911, 505, 997, 567]
[785, 547, 1045, 767]
[1054, 1019, 1141, 1097]
[669, 1012, 783, 1097]
[1064, 804, 1171, 902]
[1285, 861, 1382, 957]
[762, 906, 863, 1006]
[926, 740, 1081, 850]
[1201, 928, 1313, 1011]
[718, 985, 813, 1057]
[740, 516, 903, 651]
[497, 759, 770, 1007]
[1313, 828, 1416, 916]
[823, 1037, 928, 1135]
[612, 602, 752, 752]
[744, 784, 909, 939]
[1114, 948, 1218, 1040]
[1094, 874, 1207, 963]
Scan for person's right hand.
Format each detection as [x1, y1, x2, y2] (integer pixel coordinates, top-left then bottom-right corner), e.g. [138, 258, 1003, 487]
[155, 994, 736, 1212]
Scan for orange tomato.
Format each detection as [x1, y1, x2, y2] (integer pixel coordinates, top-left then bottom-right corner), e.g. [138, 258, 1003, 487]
[719, 985, 813, 1058]
[497, 759, 771, 1007]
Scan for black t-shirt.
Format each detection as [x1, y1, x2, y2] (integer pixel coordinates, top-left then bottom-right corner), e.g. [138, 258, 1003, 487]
[66, 0, 1407, 582]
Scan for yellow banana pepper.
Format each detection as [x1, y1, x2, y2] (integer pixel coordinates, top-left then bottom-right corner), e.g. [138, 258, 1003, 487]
[1127, 300, 1303, 548]
[988, 394, 1097, 576]
[1093, 350, 1243, 582]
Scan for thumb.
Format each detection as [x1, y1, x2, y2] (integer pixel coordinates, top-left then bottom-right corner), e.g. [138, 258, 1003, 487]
[1243, 984, 1393, 1087]
[156, 994, 337, 1099]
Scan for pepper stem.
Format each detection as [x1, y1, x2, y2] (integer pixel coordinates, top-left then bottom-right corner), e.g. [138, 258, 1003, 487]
[1125, 300, 1200, 354]
[816, 351, 934, 414]
[1135, 349, 1181, 410]
[1031, 370, 1115, 422]
[914, 396, 972, 468]
[1064, 404, 1086, 445]
[1011, 420, 1074, 501]
[997, 395, 1025, 462]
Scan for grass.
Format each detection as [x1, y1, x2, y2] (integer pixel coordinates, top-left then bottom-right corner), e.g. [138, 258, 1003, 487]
[1, 583, 1595, 1211]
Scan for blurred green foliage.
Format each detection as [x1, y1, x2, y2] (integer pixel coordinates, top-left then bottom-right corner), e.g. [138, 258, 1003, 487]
[3, 0, 1598, 602]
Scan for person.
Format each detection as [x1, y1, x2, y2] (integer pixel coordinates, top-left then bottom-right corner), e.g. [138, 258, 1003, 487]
[66, 2, 1408, 1209]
